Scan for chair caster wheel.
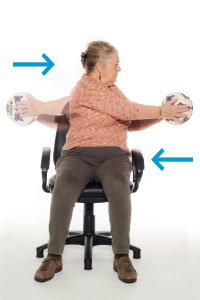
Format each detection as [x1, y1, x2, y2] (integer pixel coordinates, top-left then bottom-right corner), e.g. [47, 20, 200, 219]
[84, 261, 92, 270]
[133, 251, 141, 259]
[36, 249, 44, 258]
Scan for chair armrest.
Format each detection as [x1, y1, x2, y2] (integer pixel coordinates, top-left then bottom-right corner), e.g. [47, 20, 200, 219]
[131, 148, 145, 192]
[41, 147, 51, 193]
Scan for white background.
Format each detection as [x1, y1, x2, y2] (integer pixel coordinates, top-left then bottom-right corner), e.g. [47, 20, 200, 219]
[0, 0, 199, 299]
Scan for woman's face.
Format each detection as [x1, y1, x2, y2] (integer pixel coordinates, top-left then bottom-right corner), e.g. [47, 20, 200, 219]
[100, 51, 121, 86]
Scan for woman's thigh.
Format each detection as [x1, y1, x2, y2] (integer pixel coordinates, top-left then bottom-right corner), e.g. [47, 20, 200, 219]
[94, 154, 132, 185]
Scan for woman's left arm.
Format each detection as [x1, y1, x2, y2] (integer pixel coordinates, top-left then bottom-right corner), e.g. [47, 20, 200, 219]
[128, 119, 162, 131]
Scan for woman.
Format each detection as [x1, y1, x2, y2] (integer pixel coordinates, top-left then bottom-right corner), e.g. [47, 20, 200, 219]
[17, 41, 188, 284]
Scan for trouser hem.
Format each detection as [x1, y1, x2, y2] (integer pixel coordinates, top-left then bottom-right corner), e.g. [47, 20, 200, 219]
[47, 248, 63, 256]
[113, 248, 130, 254]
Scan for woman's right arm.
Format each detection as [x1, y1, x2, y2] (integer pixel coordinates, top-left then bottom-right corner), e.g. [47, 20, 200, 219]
[16, 95, 70, 129]
[36, 114, 58, 129]
[37, 100, 70, 129]
[16, 95, 69, 116]
[37, 113, 70, 130]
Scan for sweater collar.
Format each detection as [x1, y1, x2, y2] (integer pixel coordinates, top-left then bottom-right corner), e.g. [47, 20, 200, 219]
[82, 74, 114, 88]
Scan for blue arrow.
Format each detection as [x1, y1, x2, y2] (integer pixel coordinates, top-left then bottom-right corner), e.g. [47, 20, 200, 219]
[152, 148, 193, 171]
[13, 53, 55, 76]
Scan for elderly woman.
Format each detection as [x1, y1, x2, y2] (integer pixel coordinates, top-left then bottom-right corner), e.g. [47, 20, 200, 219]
[18, 41, 188, 284]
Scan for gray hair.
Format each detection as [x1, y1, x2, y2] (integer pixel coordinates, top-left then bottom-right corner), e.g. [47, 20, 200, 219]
[81, 41, 116, 74]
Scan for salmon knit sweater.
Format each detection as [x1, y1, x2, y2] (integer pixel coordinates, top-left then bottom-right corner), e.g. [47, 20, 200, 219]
[63, 74, 142, 155]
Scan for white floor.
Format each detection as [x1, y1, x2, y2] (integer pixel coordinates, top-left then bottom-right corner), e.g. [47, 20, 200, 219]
[1, 221, 199, 300]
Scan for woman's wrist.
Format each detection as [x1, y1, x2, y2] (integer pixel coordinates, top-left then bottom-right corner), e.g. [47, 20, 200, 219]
[29, 98, 45, 116]
[39, 101, 48, 115]
[158, 106, 163, 119]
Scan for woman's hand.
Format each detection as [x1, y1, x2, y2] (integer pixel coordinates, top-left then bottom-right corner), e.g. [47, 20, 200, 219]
[160, 97, 190, 122]
[16, 94, 44, 117]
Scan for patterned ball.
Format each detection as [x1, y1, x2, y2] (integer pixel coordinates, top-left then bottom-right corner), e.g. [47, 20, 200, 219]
[6, 93, 36, 126]
[162, 92, 193, 125]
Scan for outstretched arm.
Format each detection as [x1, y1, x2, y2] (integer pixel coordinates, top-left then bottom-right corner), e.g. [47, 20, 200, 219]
[36, 115, 58, 129]
[16, 94, 69, 129]
[78, 83, 189, 122]
[37, 101, 70, 130]
[16, 94, 69, 116]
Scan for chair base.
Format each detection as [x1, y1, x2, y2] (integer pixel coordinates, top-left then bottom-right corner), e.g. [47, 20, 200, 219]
[36, 231, 141, 270]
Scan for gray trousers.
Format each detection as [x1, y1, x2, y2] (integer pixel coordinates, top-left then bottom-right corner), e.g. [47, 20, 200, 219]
[48, 146, 133, 255]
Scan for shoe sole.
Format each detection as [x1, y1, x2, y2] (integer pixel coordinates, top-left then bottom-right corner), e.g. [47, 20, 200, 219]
[113, 265, 137, 283]
[34, 265, 63, 283]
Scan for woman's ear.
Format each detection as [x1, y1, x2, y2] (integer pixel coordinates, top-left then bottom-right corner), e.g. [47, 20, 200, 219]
[96, 61, 103, 73]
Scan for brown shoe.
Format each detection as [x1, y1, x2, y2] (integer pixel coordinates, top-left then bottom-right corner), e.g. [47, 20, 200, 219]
[113, 256, 138, 283]
[34, 255, 62, 282]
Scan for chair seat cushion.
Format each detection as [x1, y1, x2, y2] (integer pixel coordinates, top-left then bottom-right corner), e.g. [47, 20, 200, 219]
[49, 175, 133, 203]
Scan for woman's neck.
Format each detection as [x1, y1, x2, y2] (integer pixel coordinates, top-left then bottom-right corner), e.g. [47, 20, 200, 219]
[86, 71, 99, 82]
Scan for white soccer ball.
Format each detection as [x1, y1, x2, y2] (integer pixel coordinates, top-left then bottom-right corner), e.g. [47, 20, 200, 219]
[162, 92, 193, 125]
[6, 92, 36, 126]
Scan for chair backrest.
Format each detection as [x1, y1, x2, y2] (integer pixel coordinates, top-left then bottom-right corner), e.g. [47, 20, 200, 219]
[53, 127, 68, 165]
[53, 102, 70, 165]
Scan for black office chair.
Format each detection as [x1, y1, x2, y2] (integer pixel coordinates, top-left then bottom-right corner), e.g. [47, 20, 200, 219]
[36, 125, 145, 270]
